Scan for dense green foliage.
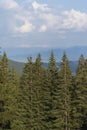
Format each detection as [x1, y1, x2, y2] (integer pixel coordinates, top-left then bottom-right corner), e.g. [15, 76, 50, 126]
[0, 52, 87, 130]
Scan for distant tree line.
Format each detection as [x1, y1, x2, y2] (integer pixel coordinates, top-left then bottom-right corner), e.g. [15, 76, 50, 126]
[0, 52, 87, 130]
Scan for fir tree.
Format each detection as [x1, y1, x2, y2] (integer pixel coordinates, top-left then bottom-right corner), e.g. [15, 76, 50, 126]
[33, 54, 45, 130]
[42, 52, 59, 129]
[58, 52, 73, 130]
[19, 55, 45, 130]
[0, 52, 19, 129]
[0, 52, 8, 84]
[18, 56, 35, 129]
[73, 55, 87, 129]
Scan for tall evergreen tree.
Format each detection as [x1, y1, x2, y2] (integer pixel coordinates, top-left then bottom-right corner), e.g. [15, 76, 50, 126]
[73, 55, 87, 129]
[18, 55, 45, 130]
[0, 52, 8, 84]
[8, 68, 20, 130]
[42, 52, 59, 129]
[33, 54, 45, 130]
[0, 52, 19, 129]
[18, 56, 35, 129]
[0, 52, 10, 129]
[58, 52, 73, 130]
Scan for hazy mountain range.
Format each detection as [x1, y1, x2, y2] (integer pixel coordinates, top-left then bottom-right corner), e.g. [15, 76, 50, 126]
[3, 46, 87, 62]
[2, 46, 87, 75]
[7, 59, 78, 76]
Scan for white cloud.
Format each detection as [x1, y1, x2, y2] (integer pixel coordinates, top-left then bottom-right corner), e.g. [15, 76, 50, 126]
[62, 9, 87, 30]
[1, 0, 87, 35]
[39, 9, 87, 32]
[11, 7, 87, 34]
[40, 13, 60, 28]
[32, 1, 50, 12]
[39, 25, 47, 32]
[0, 0, 19, 9]
[15, 21, 35, 33]
[12, 13, 35, 33]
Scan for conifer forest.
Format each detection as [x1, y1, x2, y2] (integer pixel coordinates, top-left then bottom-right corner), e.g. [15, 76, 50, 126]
[0, 52, 87, 130]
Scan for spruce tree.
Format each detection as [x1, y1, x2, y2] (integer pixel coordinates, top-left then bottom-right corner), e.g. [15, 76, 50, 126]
[18, 55, 45, 130]
[0, 52, 10, 129]
[73, 55, 87, 129]
[58, 52, 73, 130]
[32, 54, 45, 130]
[42, 52, 59, 129]
[18, 56, 35, 129]
[0, 52, 8, 84]
[8, 68, 19, 130]
[0, 52, 19, 129]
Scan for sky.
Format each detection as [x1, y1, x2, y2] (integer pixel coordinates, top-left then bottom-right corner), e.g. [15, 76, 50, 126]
[0, 0, 87, 60]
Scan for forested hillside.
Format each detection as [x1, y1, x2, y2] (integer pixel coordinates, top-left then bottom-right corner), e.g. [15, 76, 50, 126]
[0, 52, 87, 130]
[0, 55, 24, 76]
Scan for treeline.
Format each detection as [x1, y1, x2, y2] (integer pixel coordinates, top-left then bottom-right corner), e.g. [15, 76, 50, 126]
[0, 52, 87, 130]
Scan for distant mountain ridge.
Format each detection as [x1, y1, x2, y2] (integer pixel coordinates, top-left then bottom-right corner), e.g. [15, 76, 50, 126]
[0, 55, 78, 75]
[2, 45, 87, 75]
[3, 46, 87, 62]
[0, 55, 24, 76]
[7, 59, 79, 76]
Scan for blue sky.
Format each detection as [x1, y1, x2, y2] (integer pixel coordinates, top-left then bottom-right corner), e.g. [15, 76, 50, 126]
[0, 0, 87, 60]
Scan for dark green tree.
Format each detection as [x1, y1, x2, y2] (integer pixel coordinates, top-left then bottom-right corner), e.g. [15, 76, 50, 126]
[0, 52, 19, 129]
[18, 55, 45, 130]
[0, 52, 8, 84]
[0, 52, 10, 129]
[73, 55, 87, 129]
[42, 52, 59, 129]
[58, 52, 73, 130]
[33, 54, 45, 130]
[18, 56, 35, 129]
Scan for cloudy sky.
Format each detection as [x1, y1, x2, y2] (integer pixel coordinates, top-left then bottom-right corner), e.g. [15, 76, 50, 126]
[0, 0, 87, 59]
